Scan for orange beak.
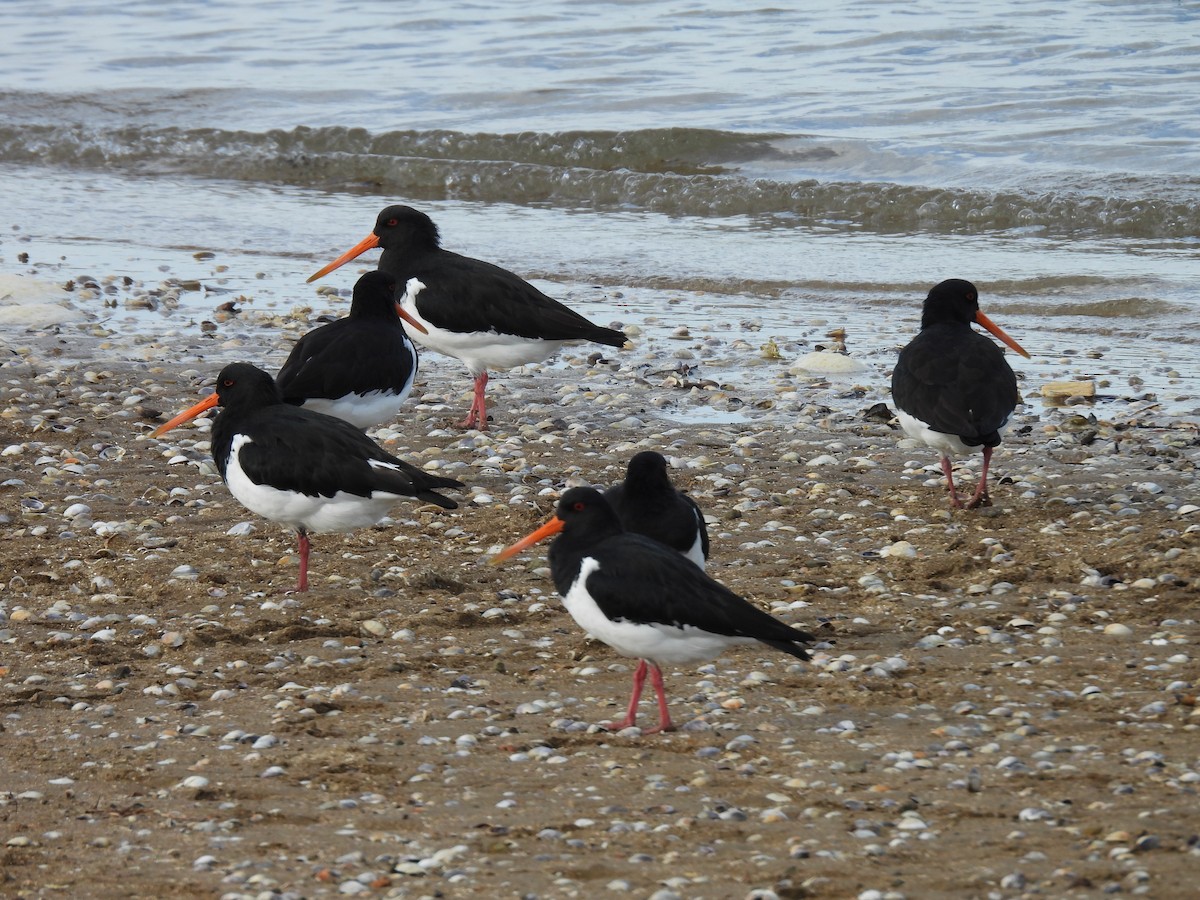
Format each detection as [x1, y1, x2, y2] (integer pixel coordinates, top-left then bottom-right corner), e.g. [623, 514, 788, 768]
[975, 311, 1031, 359]
[307, 232, 381, 283]
[395, 302, 428, 335]
[150, 393, 219, 438]
[490, 516, 565, 565]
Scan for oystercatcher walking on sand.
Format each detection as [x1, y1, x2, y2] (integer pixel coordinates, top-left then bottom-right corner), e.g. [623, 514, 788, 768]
[307, 205, 627, 430]
[277, 270, 427, 430]
[603, 451, 710, 569]
[492, 488, 813, 734]
[890, 279, 1031, 508]
[152, 362, 462, 591]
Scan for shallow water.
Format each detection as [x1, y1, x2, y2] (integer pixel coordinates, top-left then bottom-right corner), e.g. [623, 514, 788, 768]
[1, 1, 1197, 417]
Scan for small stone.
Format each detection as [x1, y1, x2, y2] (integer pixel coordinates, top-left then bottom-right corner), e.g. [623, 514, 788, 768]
[880, 540, 917, 559]
[967, 768, 983, 793]
[1000, 873, 1027, 890]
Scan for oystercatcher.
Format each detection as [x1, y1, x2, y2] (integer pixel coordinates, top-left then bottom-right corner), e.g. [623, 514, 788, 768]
[492, 488, 813, 734]
[307, 205, 628, 430]
[276, 271, 427, 430]
[603, 451, 710, 569]
[151, 362, 462, 592]
[890, 279, 1031, 509]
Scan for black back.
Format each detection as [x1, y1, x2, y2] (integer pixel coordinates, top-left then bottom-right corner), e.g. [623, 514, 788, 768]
[547, 488, 811, 659]
[603, 451, 710, 560]
[891, 280, 1019, 447]
[277, 270, 417, 404]
[370, 204, 627, 347]
[207, 363, 460, 506]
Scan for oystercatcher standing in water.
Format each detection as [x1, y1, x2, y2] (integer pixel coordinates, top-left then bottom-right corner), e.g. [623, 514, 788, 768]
[603, 451, 710, 569]
[151, 362, 462, 592]
[307, 205, 628, 430]
[492, 488, 813, 734]
[890, 279, 1031, 509]
[276, 270, 427, 430]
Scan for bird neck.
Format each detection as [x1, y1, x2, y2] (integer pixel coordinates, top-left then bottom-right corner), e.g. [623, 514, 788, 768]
[210, 412, 236, 480]
[547, 521, 623, 593]
[622, 476, 672, 507]
[378, 235, 440, 274]
[350, 297, 402, 320]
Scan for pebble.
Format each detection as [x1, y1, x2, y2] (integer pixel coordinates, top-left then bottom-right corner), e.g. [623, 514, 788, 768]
[0, 288, 1197, 900]
[880, 540, 917, 559]
[1000, 872, 1027, 890]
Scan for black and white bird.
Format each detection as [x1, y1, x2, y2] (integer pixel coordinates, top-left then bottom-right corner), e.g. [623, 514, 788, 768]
[276, 270, 426, 430]
[890, 279, 1031, 508]
[492, 488, 813, 734]
[603, 451, 710, 569]
[151, 362, 462, 592]
[307, 205, 628, 430]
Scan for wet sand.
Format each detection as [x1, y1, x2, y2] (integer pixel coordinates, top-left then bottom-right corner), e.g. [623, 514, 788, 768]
[1, 282, 1199, 899]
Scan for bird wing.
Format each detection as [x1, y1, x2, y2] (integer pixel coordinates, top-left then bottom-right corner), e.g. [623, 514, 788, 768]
[277, 321, 416, 401]
[892, 325, 1019, 441]
[604, 483, 709, 559]
[275, 329, 318, 392]
[228, 406, 460, 506]
[574, 535, 812, 655]
[408, 252, 626, 346]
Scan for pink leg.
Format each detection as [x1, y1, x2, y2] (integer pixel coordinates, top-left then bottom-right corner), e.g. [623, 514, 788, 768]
[940, 456, 963, 509]
[603, 659, 648, 731]
[295, 530, 310, 593]
[966, 446, 994, 509]
[643, 662, 676, 734]
[458, 371, 490, 430]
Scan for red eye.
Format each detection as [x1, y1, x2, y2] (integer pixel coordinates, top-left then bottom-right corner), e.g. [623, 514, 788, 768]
[222, 379, 234, 387]
[572, 502, 585, 511]
[386, 218, 398, 227]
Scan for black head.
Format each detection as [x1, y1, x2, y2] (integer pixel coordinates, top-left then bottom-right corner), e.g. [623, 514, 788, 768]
[555, 487, 624, 537]
[349, 270, 399, 316]
[152, 362, 280, 438]
[213, 362, 284, 410]
[623, 450, 671, 487]
[920, 278, 980, 329]
[373, 205, 441, 252]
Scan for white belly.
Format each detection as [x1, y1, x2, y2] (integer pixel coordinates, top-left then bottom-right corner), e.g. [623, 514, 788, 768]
[897, 409, 996, 458]
[223, 435, 400, 534]
[399, 277, 563, 375]
[682, 529, 707, 571]
[300, 384, 413, 430]
[561, 557, 751, 666]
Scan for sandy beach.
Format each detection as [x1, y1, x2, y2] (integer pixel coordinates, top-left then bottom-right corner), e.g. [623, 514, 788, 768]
[1, 277, 1198, 900]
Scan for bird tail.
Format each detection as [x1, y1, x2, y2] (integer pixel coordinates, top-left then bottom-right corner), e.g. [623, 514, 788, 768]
[593, 326, 629, 348]
[760, 635, 814, 661]
[416, 475, 464, 509]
